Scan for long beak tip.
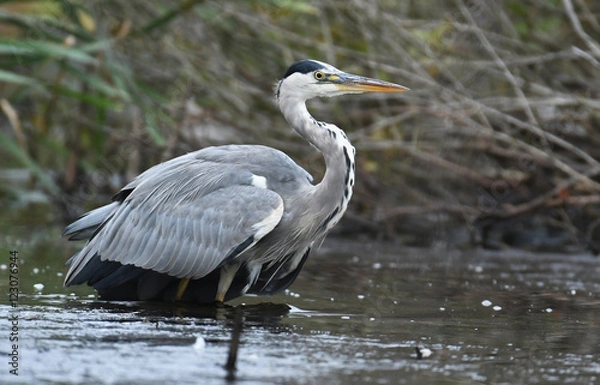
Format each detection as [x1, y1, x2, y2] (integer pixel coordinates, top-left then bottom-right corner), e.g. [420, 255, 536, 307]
[380, 84, 410, 93]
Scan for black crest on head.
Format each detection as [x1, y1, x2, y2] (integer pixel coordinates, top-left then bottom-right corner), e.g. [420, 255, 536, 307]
[283, 60, 326, 78]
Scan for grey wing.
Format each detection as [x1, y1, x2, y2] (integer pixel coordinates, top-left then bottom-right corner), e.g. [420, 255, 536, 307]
[63, 202, 120, 241]
[65, 167, 284, 285]
[194, 144, 314, 185]
[103, 145, 313, 215]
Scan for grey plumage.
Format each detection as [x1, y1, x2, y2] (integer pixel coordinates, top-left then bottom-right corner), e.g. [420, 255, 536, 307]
[63, 60, 408, 303]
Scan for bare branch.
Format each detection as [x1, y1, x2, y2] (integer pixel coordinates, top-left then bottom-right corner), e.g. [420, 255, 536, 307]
[563, 0, 600, 58]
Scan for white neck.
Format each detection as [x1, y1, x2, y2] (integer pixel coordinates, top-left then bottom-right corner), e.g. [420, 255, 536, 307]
[278, 94, 356, 235]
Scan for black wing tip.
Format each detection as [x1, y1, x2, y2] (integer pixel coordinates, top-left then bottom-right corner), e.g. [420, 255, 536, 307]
[61, 223, 75, 237]
[61, 211, 92, 238]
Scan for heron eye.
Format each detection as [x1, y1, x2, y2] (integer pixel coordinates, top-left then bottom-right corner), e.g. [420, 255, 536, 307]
[314, 71, 325, 80]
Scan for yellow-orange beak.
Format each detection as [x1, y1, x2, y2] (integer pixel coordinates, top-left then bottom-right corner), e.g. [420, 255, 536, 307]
[332, 73, 409, 93]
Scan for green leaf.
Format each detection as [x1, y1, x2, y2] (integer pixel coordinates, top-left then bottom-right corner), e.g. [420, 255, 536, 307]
[78, 39, 115, 54]
[143, 111, 167, 146]
[0, 69, 44, 87]
[63, 63, 131, 101]
[0, 132, 60, 196]
[50, 85, 120, 109]
[0, 39, 98, 64]
[134, 81, 170, 104]
[0, 69, 48, 96]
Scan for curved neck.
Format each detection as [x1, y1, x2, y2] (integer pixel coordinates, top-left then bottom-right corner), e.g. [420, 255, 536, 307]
[278, 97, 330, 153]
[278, 95, 356, 233]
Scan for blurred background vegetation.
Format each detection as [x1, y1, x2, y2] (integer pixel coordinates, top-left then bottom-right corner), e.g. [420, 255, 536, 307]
[1, 0, 600, 252]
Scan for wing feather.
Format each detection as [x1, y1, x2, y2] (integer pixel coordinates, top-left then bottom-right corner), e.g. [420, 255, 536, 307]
[146, 216, 168, 266]
[62, 202, 119, 240]
[168, 219, 189, 277]
[98, 205, 130, 260]
[63, 144, 312, 286]
[65, 185, 283, 284]
[126, 209, 154, 260]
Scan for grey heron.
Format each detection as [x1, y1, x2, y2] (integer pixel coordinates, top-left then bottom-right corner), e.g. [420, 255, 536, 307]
[63, 59, 408, 304]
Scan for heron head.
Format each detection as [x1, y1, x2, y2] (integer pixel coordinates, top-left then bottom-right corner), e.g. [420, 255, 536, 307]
[276, 59, 409, 102]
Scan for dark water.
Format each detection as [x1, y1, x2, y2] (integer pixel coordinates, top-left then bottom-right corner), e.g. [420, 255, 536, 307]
[1, 220, 599, 384]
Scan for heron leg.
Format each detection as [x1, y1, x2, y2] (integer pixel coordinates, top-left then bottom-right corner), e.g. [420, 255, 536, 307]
[174, 278, 190, 301]
[216, 263, 240, 304]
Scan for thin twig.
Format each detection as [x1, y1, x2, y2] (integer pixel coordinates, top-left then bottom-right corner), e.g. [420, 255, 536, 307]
[563, 0, 600, 58]
[457, 0, 540, 128]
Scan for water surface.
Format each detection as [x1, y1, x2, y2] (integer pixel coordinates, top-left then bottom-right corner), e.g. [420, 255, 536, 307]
[0, 223, 599, 384]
